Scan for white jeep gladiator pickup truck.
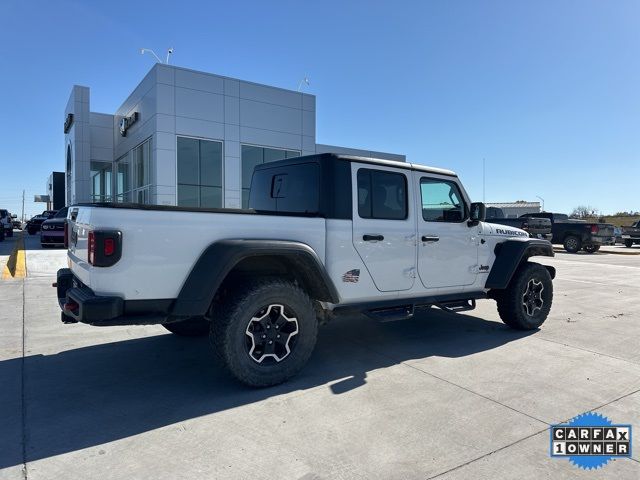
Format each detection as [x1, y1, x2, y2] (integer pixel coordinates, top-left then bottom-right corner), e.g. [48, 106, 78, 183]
[56, 153, 555, 386]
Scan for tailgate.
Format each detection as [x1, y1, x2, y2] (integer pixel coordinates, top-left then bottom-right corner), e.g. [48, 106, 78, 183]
[594, 224, 614, 237]
[66, 206, 92, 287]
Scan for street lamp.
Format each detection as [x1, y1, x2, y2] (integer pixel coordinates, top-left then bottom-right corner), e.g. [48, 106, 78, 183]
[536, 195, 545, 212]
[297, 77, 310, 92]
[140, 48, 163, 63]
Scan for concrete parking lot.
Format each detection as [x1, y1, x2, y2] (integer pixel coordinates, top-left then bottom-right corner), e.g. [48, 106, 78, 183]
[1, 232, 639, 479]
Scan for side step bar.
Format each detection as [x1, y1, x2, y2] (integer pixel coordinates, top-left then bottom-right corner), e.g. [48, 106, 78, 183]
[435, 299, 476, 313]
[331, 291, 486, 322]
[366, 305, 414, 323]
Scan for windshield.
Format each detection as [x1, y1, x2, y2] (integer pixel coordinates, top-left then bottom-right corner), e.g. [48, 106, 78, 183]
[54, 207, 69, 219]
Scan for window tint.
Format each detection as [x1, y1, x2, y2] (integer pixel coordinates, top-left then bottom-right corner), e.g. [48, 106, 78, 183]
[420, 178, 466, 222]
[249, 163, 319, 214]
[357, 169, 407, 220]
[241, 145, 301, 208]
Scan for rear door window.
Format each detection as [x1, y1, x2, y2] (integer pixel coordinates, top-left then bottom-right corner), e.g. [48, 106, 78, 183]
[357, 169, 407, 220]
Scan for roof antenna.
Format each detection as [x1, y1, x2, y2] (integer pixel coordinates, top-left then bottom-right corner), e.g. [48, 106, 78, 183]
[297, 76, 310, 92]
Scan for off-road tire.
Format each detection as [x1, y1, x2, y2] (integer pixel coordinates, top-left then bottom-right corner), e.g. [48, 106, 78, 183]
[210, 279, 318, 387]
[583, 245, 600, 253]
[163, 317, 210, 337]
[563, 235, 581, 253]
[496, 262, 553, 330]
[625, 239, 633, 248]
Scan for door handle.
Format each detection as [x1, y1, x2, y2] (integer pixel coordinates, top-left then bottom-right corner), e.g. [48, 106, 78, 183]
[363, 234, 384, 242]
[421, 235, 440, 242]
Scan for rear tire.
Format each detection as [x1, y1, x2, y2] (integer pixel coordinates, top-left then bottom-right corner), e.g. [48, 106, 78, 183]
[563, 235, 581, 253]
[625, 239, 633, 248]
[210, 279, 318, 387]
[162, 317, 210, 337]
[496, 262, 553, 330]
[583, 245, 600, 253]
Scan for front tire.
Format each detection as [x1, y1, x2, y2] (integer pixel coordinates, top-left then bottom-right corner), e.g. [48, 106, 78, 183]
[210, 279, 318, 387]
[563, 235, 581, 253]
[163, 317, 210, 336]
[625, 239, 633, 248]
[496, 262, 553, 330]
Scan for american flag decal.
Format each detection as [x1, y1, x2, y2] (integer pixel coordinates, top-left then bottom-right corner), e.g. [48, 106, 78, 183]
[342, 269, 360, 283]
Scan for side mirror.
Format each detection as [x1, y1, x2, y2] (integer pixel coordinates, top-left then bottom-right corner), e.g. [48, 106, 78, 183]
[468, 202, 486, 226]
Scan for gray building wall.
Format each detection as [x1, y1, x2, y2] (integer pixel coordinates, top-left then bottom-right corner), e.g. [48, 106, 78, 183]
[63, 85, 90, 205]
[64, 64, 405, 207]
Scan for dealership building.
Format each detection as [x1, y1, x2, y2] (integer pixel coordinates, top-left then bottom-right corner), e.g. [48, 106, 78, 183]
[63, 64, 404, 209]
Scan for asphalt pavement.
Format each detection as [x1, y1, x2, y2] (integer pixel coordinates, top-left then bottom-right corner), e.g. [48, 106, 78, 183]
[1, 232, 638, 479]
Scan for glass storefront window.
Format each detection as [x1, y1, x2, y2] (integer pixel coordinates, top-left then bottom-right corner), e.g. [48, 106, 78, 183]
[90, 161, 112, 202]
[241, 146, 300, 208]
[113, 137, 151, 204]
[115, 154, 130, 202]
[177, 136, 223, 208]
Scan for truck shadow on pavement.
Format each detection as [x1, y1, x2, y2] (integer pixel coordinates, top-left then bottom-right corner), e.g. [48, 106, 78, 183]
[0, 309, 535, 469]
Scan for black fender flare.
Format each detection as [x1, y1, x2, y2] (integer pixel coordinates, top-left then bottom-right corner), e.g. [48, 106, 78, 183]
[171, 239, 339, 317]
[485, 239, 555, 290]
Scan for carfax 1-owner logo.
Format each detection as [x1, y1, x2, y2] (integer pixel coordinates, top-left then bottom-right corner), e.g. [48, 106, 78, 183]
[550, 412, 633, 470]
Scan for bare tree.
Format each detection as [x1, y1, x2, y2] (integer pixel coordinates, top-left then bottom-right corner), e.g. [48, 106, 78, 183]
[570, 205, 599, 219]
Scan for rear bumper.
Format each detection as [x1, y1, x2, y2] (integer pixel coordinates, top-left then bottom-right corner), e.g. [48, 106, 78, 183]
[589, 236, 615, 246]
[56, 268, 174, 326]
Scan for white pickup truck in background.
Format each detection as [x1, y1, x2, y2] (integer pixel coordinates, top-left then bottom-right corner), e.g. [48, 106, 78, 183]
[56, 153, 555, 386]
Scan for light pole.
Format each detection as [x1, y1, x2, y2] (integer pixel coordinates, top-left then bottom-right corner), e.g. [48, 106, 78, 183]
[536, 195, 545, 212]
[297, 77, 310, 92]
[140, 48, 163, 63]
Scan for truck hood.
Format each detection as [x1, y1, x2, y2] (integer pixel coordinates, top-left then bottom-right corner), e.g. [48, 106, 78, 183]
[42, 218, 65, 226]
[481, 222, 529, 238]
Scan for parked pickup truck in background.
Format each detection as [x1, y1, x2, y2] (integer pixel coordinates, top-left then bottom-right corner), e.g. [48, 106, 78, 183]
[0, 209, 15, 238]
[621, 220, 640, 248]
[56, 153, 556, 387]
[524, 212, 615, 253]
[485, 207, 551, 239]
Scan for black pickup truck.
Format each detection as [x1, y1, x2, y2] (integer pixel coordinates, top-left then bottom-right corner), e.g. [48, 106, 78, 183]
[621, 220, 640, 248]
[486, 207, 551, 239]
[523, 212, 615, 253]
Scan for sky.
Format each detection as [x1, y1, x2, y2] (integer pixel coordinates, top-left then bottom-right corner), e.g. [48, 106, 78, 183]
[0, 0, 638, 218]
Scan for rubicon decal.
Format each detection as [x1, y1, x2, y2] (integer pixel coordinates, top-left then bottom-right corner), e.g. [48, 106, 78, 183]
[550, 412, 632, 470]
[495, 228, 528, 237]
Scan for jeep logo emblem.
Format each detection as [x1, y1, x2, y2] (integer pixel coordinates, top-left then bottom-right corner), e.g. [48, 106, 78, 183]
[119, 112, 139, 137]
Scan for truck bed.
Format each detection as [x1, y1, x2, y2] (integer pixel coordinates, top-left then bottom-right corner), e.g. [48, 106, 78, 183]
[68, 203, 327, 300]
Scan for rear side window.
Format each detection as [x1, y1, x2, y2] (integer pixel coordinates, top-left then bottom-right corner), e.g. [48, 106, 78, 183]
[357, 169, 407, 220]
[249, 162, 319, 214]
[420, 178, 467, 222]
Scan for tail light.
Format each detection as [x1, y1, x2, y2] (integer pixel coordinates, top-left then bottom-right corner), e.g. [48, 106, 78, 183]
[64, 221, 69, 248]
[88, 230, 122, 267]
[590, 225, 599, 234]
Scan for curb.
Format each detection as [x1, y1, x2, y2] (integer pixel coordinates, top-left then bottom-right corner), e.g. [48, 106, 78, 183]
[552, 246, 640, 256]
[1, 232, 27, 279]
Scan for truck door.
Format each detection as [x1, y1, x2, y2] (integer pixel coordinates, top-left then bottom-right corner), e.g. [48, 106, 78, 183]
[415, 173, 478, 289]
[351, 163, 416, 292]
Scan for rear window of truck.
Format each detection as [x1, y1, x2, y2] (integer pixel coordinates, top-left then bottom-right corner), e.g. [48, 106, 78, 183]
[249, 162, 320, 215]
